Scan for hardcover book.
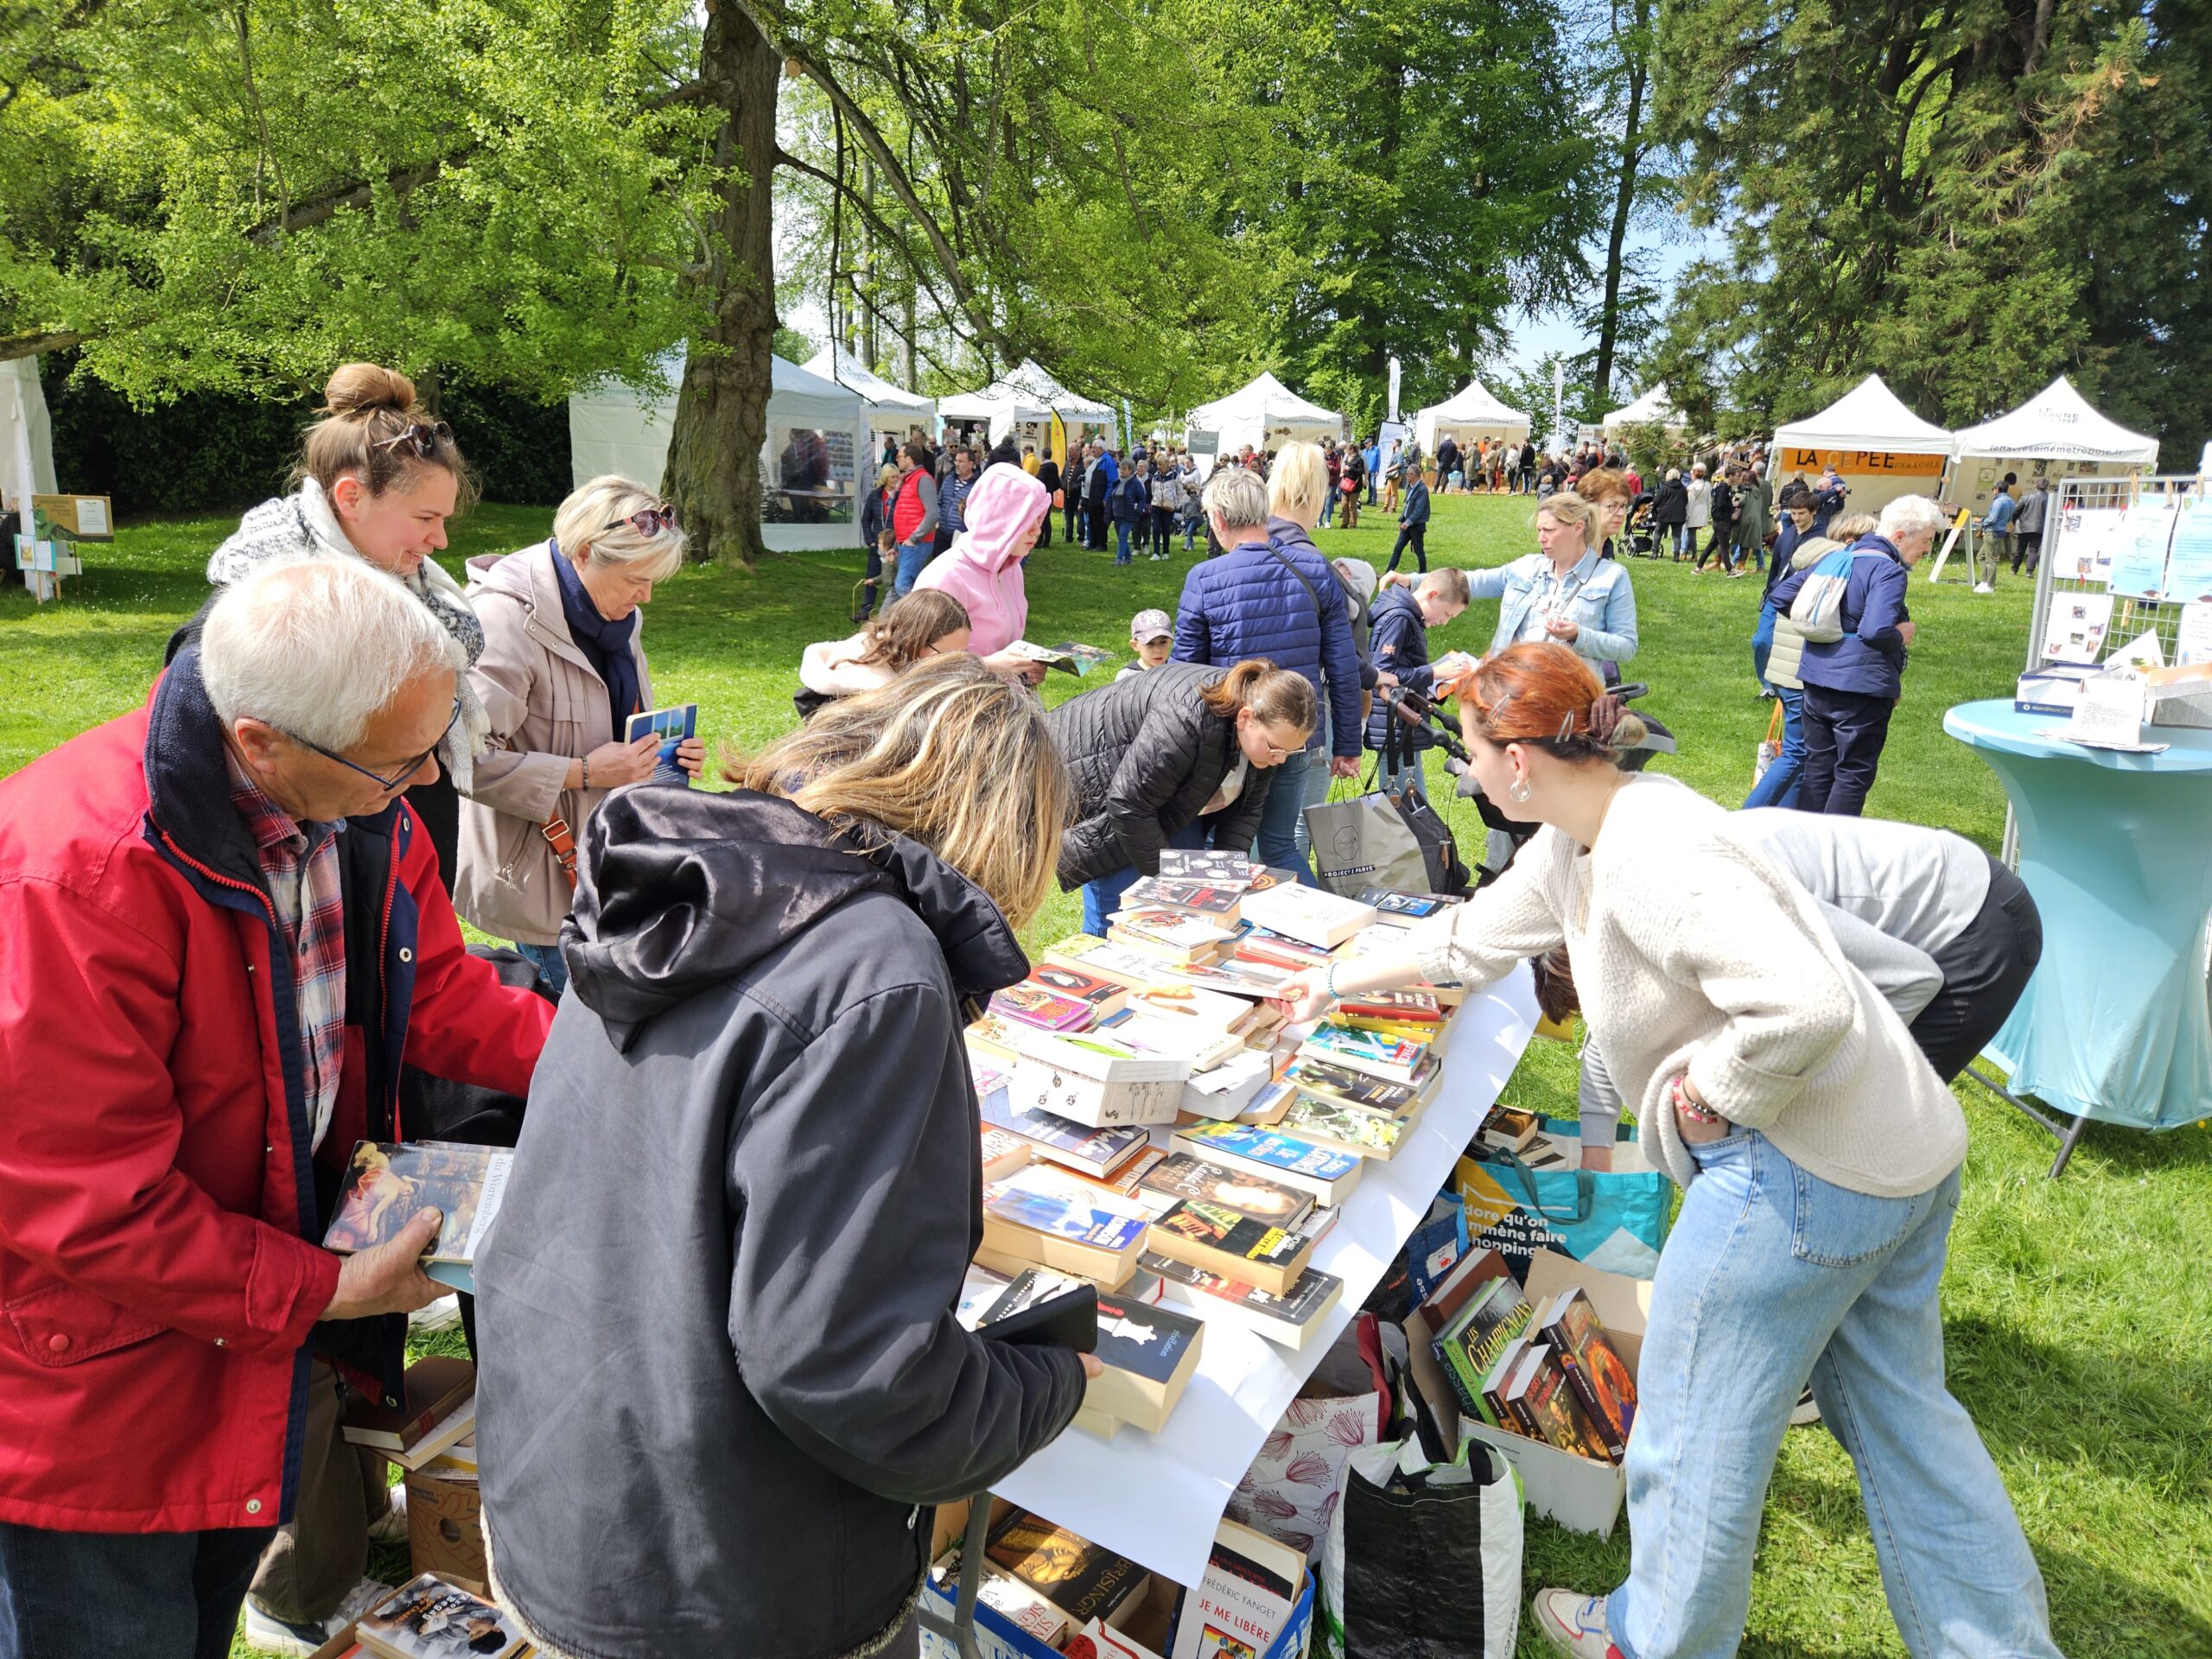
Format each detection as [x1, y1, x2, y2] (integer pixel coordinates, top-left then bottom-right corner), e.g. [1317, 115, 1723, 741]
[1536, 1287, 1637, 1457]
[1237, 885, 1376, 950]
[1145, 1198, 1317, 1297]
[986, 1511, 1147, 1624]
[323, 1142, 512, 1268]
[979, 1086, 1152, 1178]
[355, 1574, 527, 1659]
[1137, 1151, 1314, 1228]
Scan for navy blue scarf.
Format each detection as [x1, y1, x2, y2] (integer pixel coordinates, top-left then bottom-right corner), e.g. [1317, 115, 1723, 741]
[550, 539, 641, 735]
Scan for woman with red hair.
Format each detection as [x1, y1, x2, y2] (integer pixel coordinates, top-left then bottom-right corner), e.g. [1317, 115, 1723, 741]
[1280, 643, 2060, 1659]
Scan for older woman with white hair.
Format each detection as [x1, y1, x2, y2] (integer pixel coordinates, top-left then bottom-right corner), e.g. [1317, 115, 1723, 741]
[455, 475, 703, 994]
[1766, 493, 1944, 817]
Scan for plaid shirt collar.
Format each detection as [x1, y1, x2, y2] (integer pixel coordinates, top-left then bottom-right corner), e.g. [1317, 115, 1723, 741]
[223, 749, 341, 856]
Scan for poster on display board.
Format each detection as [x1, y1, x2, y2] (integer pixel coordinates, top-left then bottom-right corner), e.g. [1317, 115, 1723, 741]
[2107, 499, 2177, 599]
[2040, 591, 2113, 664]
[2158, 495, 2212, 603]
[2054, 505, 2125, 582]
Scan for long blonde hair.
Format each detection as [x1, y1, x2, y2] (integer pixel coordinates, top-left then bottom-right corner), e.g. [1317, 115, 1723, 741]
[728, 655, 1069, 929]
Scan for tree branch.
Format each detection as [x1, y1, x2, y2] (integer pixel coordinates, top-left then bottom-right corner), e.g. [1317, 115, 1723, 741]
[0, 330, 86, 362]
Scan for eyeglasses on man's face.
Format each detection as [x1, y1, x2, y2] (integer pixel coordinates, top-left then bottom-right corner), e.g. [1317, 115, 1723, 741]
[276, 696, 463, 792]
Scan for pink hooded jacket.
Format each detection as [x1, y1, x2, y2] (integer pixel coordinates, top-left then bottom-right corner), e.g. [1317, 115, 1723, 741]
[913, 462, 1048, 657]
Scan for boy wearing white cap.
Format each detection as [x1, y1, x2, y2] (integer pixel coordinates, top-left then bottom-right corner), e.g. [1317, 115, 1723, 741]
[1119, 609, 1174, 680]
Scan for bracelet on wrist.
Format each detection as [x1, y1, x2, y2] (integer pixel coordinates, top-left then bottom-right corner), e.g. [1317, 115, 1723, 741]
[581, 757, 591, 790]
[1670, 1074, 1720, 1122]
[1323, 961, 1341, 1002]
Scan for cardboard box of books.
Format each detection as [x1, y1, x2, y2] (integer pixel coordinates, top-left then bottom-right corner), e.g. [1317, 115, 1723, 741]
[922, 1500, 1315, 1659]
[404, 1470, 486, 1586]
[1456, 1253, 1649, 1537]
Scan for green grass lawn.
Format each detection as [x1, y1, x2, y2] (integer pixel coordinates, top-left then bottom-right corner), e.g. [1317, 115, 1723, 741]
[3, 492, 2208, 1656]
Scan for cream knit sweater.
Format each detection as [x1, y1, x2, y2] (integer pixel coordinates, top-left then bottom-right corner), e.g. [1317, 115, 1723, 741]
[1410, 774, 1967, 1198]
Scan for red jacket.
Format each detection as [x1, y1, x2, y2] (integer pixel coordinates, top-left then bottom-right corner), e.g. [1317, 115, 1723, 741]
[0, 655, 550, 1532]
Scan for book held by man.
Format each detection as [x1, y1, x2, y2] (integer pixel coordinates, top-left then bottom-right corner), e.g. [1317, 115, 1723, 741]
[1086, 1290, 1206, 1433]
[322, 1143, 512, 1293]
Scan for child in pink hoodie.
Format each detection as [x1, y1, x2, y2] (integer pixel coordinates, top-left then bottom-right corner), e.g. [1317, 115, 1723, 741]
[913, 462, 1052, 681]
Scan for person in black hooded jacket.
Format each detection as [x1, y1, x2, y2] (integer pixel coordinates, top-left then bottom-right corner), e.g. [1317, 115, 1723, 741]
[1046, 658, 1318, 933]
[474, 655, 1095, 1659]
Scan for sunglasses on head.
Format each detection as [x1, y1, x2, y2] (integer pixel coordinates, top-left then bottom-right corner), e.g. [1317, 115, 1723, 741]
[604, 503, 678, 537]
[371, 419, 454, 460]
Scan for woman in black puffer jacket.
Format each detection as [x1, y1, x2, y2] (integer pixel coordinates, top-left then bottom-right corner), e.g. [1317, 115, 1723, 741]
[1046, 658, 1318, 933]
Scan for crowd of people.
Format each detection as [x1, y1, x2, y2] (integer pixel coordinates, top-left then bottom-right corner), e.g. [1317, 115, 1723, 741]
[0, 361, 2063, 1659]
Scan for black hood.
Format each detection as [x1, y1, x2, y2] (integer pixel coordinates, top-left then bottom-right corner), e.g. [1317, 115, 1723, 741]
[562, 787, 1029, 1049]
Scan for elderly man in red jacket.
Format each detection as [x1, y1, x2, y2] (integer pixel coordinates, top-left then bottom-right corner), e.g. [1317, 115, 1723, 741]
[0, 556, 553, 1659]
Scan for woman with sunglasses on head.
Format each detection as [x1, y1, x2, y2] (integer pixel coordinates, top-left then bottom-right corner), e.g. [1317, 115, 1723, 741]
[454, 476, 702, 998]
[168, 362, 487, 876]
[1274, 641, 2063, 1659]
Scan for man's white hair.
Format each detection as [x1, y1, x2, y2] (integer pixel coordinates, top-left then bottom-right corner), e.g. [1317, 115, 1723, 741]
[202, 556, 464, 751]
[1878, 493, 1948, 539]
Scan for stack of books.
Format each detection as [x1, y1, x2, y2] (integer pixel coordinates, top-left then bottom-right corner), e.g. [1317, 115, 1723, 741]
[340, 1356, 477, 1472]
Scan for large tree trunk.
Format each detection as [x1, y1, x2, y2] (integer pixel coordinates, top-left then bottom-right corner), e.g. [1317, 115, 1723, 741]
[1590, 0, 1649, 410]
[663, 0, 779, 565]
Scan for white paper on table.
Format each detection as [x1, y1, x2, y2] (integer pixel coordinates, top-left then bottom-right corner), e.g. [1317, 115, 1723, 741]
[2177, 601, 2212, 667]
[992, 967, 1538, 1589]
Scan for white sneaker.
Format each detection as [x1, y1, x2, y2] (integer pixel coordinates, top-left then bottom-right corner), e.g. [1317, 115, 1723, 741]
[243, 1578, 395, 1656]
[1789, 1385, 1823, 1427]
[1973, 582, 1995, 594]
[1531, 1589, 1620, 1658]
[408, 1294, 461, 1334]
[366, 1480, 410, 1545]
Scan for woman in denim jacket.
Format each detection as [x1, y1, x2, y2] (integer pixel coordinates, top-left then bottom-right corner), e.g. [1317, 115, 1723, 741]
[1465, 492, 1639, 676]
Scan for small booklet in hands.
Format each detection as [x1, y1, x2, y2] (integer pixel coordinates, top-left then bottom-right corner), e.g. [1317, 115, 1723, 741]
[626, 702, 697, 786]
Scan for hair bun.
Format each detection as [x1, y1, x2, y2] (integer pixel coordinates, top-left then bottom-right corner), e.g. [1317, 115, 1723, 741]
[322, 362, 417, 416]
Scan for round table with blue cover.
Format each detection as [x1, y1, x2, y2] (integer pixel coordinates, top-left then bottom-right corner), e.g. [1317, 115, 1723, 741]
[1945, 699, 2212, 1171]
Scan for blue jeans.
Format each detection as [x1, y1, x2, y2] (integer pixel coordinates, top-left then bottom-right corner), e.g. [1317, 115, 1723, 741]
[1255, 746, 1318, 884]
[1742, 684, 1804, 809]
[1182, 516, 1199, 550]
[1608, 1131, 2059, 1659]
[517, 940, 569, 1000]
[893, 537, 931, 597]
[0, 1521, 273, 1659]
[1080, 822, 1211, 934]
[1319, 492, 1337, 528]
[1114, 520, 1133, 564]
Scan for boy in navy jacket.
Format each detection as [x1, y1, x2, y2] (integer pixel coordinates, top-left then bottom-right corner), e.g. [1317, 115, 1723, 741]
[1389, 471, 1433, 574]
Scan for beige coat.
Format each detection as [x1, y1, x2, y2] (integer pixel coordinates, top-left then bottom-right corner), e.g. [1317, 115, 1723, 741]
[453, 542, 654, 945]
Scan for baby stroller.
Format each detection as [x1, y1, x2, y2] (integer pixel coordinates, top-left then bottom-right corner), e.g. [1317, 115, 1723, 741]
[1624, 492, 1659, 557]
[1381, 682, 1676, 882]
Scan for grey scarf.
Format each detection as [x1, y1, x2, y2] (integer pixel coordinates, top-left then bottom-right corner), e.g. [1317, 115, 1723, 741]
[207, 478, 491, 789]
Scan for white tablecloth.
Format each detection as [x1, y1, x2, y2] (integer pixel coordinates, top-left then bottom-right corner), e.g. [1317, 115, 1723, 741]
[992, 963, 1539, 1586]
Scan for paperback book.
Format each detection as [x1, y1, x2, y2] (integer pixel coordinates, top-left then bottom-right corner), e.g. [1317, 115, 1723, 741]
[1088, 1289, 1206, 1433]
[322, 1142, 512, 1273]
[1281, 1055, 1427, 1117]
[1158, 848, 1259, 885]
[1299, 1022, 1426, 1084]
[1120, 877, 1246, 922]
[1144, 1252, 1344, 1351]
[1039, 933, 1182, 992]
[1279, 1095, 1408, 1158]
[983, 1165, 1152, 1253]
[1237, 885, 1376, 950]
[1234, 929, 1337, 974]
[1171, 1121, 1365, 1205]
[1136, 1151, 1314, 1228]
[1535, 1287, 1637, 1457]
[988, 980, 1097, 1032]
[341, 1356, 475, 1460]
[356, 1574, 527, 1659]
[1512, 1343, 1612, 1463]
[1027, 963, 1134, 1021]
[625, 702, 697, 788]
[986, 1511, 1147, 1624]
[1435, 1277, 1535, 1423]
[1351, 887, 1464, 926]
[1145, 1198, 1318, 1298]
[979, 1086, 1152, 1179]
[1006, 639, 1115, 677]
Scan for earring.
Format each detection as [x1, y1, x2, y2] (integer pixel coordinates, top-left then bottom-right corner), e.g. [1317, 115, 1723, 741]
[1509, 779, 1532, 803]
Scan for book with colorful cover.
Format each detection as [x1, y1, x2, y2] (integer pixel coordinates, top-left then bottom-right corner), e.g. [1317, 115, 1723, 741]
[1280, 1095, 1408, 1158]
[983, 1165, 1152, 1252]
[1145, 1198, 1317, 1296]
[1335, 988, 1445, 1023]
[1351, 887, 1465, 927]
[1039, 933, 1181, 991]
[322, 1142, 511, 1268]
[1171, 1120, 1364, 1204]
[1137, 1151, 1314, 1228]
[979, 1087, 1151, 1179]
[1027, 963, 1133, 1020]
[1479, 1105, 1541, 1153]
[1007, 639, 1112, 677]
[1436, 1277, 1535, 1422]
[1517, 1345, 1612, 1462]
[1536, 1287, 1637, 1457]
[986, 1510, 1147, 1624]
[1109, 906, 1242, 961]
[1156, 953, 1299, 998]
[624, 702, 697, 789]
[1299, 1022, 1426, 1084]
[1234, 928, 1337, 973]
[1281, 1055, 1427, 1117]
[988, 980, 1097, 1032]
[1120, 877, 1245, 922]
[979, 1126, 1034, 1184]
[356, 1574, 527, 1659]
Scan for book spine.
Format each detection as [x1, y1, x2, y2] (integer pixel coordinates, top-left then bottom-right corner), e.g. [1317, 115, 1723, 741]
[1553, 1346, 1628, 1460]
[1432, 1336, 1486, 1417]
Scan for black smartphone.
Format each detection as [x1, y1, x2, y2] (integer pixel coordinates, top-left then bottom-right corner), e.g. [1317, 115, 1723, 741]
[978, 1283, 1099, 1352]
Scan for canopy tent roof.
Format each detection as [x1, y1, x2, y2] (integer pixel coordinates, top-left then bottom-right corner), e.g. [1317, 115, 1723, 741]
[938, 359, 1114, 434]
[800, 346, 936, 421]
[1949, 376, 2158, 465]
[1414, 379, 1529, 449]
[1187, 372, 1346, 440]
[1770, 373, 1952, 454]
[1601, 384, 1681, 430]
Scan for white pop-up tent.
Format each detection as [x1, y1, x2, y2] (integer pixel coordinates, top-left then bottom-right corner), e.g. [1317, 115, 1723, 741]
[802, 346, 936, 471]
[1185, 372, 1345, 476]
[1945, 376, 2159, 513]
[938, 359, 1114, 455]
[1414, 379, 1530, 456]
[3, 357, 59, 592]
[568, 351, 868, 552]
[1601, 384, 1685, 442]
[1768, 373, 1953, 515]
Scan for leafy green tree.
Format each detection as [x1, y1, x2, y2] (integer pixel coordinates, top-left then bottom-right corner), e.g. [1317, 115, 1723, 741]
[1647, 0, 2211, 460]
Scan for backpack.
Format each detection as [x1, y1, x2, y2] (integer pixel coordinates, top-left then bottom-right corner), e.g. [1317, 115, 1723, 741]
[1789, 546, 1879, 644]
